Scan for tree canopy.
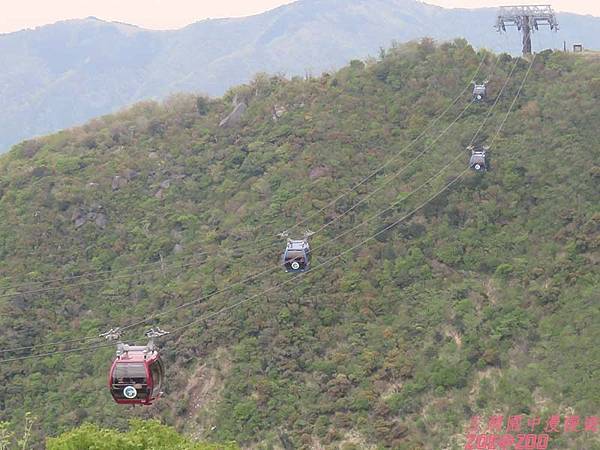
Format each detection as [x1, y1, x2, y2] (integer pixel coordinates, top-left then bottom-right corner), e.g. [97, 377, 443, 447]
[0, 40, 598, 448]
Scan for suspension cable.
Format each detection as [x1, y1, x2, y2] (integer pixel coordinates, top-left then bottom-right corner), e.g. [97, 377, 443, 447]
[163, 56, 537, 351]
[0, 52, 534, 364]
[0, 54, 519, 359]
[0, 55, 489, 299]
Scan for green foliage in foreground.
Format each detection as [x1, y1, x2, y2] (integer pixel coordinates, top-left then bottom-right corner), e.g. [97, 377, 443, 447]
[47, 420, 238, 450]
[0, 40, 598, 449]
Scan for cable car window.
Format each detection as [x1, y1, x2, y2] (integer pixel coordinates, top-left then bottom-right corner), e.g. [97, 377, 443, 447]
[285, 251, 304, 260]
[113, 363, 147, 383]
[150, 360, 164, 397]
[111, 362, 149, 400]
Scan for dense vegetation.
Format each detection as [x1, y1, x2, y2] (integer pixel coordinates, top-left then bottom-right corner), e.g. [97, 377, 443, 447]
[0, 40, 598, 449]
[46, 420, 237, 450]
[1, 418, 237, 450]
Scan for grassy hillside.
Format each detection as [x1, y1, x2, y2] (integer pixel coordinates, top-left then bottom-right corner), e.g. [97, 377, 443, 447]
[0, 40, 598, 449]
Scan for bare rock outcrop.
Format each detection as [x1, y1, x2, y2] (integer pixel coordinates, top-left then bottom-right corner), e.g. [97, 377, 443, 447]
[309, 166, 331, 179]
[72, 209, 87, 228]
[219, 102, 247, 128]
[111, 176, 128, 191]
[95, 213, 107, 229]
[272, 105, 287, 121]
[71, 205, 107, 229]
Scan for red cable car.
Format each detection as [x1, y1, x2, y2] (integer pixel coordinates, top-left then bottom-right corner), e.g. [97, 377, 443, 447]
[104, 328, 168, 406]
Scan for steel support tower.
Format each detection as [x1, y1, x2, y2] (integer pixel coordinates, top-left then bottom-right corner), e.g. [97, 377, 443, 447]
[495, 5, 558, 56]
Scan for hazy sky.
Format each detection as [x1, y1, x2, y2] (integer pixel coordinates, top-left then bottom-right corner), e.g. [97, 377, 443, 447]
[0, 0, 598, 34]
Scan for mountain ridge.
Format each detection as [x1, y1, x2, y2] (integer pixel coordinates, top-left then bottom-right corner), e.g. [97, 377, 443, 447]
[1, 0, 600, 152]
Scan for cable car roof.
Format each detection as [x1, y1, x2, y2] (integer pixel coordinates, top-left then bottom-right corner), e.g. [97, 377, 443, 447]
[287, 239, 309, 250]
[115, 343, 159, 362]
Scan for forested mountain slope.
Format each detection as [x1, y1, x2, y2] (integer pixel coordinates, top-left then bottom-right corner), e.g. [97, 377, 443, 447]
[0, 40, 598, 449]
[2, 0, 600, 151]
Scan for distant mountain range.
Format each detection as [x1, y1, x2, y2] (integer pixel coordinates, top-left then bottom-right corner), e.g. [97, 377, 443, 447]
[1, 0, 599, 151]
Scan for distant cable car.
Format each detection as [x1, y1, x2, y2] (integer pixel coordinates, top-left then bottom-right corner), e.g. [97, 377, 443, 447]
[468, 144, 490, 172]
[280, 231, 314, 273]
[472, 80, 489, 102]
[102, 328, 168, 406]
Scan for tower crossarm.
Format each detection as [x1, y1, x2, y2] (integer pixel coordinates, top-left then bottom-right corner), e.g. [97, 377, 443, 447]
[495, 5, 559, 32]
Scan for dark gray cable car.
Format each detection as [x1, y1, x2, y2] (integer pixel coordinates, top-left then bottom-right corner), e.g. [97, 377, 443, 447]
[472, 80, 489, 103]
[468, 144, 490, 172]
[280, 231, 313, 273]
